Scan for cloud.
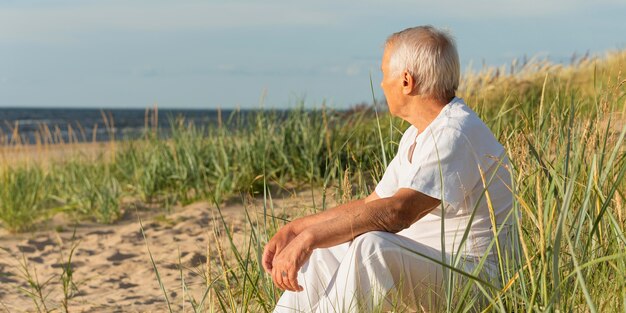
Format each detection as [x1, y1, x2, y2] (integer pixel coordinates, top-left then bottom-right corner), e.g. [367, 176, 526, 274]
[322, 64, 364, 77]
[0, 1, 340, 43]
[2, 0, 624, 44]
[362, 0, 626, 19]
[131, 65, 159, 78]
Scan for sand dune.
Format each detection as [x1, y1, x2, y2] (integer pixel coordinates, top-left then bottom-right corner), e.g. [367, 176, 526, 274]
[0, 188, 336, 312]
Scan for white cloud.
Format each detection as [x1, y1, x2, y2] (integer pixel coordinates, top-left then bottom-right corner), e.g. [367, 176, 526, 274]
[345, 64, 361, 77]
[2, 0, 624, 43]
[362, 0, 624, 19]
[0, 1, 340, 43]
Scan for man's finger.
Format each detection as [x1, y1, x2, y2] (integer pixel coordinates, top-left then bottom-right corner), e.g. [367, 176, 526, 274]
[262, 250, 274, 272]
[262, 243, 276, 273]
[271, 267, 282, 290]
[282, 267, 294, 291]
[275, 266, 288, 291]
[273, 245, 284, 260]
[287, 267, 301, 292]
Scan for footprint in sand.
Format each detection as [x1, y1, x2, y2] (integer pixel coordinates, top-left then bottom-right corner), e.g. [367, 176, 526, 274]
[121, 231, 143, 243]
[86, 230, 115, 236]
[106, 251, 138, 266]
[51, 261, 85, 269]
[27, 256, 44, 264]
[119, 281, 139, 289]
[0, 272, 18, 284]
[181, 252, 207, 267]
[76, 248, 97, 256]
[17, 245, 36, 253]
[26, 237, 56, 251]
[142, 297, 161, 305]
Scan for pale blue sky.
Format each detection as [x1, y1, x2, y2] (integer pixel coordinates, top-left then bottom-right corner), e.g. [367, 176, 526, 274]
[1, 0, 625, 109]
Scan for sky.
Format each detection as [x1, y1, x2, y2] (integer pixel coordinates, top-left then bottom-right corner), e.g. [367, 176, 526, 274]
[0, 0, 625, 109]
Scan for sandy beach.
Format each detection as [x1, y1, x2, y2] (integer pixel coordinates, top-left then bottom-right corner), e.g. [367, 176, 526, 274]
[0, 187, 337, 312]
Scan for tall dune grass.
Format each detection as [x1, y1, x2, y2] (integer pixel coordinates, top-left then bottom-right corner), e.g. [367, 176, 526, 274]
[1, 50, 625, 311]
[0, 104, 396, 232]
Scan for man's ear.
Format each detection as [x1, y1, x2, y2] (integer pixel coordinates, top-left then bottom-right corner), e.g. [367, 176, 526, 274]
[402, 70, 415, 95]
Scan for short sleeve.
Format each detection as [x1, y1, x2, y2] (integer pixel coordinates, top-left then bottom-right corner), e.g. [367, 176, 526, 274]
[374, 154, 401, 198]
[398, 127, 480, 211]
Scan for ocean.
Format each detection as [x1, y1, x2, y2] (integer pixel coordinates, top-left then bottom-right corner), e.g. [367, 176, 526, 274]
[0, 107, 279, 145]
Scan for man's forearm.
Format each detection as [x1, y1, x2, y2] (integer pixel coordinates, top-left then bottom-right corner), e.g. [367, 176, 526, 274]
[289, 199, 366, 234]
[300, 189, 439, 250]
[300, 197, 410, 250]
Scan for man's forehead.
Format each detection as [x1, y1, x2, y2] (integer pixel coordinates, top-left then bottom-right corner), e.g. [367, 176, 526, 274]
[380, 47, 391, 69]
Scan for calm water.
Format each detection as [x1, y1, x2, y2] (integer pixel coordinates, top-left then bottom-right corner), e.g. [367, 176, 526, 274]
[0, 108, 281, 145]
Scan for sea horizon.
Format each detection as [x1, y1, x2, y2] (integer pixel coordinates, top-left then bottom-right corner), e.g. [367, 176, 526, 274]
[0, 105, 382, 145]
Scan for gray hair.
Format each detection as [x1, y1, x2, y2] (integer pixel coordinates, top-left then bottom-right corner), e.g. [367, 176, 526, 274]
[385, 25, 460, 100]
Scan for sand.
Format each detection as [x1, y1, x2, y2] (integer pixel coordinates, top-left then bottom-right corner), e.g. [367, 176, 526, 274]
[0, 187, 338, 312]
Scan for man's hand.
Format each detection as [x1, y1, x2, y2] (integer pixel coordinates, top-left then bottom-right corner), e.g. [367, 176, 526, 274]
[270, 232, 313, 292]
[262, 224, 297, 273]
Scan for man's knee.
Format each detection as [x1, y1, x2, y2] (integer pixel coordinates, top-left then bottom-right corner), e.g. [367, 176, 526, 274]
[351, 231, 394, 257]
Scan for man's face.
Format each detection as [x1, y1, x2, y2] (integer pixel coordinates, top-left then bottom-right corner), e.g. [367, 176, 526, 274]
[380, 45, 403, 116]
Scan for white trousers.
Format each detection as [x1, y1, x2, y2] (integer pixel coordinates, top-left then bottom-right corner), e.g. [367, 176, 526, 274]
[273, 231, 497, 313]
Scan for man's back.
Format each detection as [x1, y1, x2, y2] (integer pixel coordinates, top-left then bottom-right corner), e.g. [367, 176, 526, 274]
[376, 97, 514, 259]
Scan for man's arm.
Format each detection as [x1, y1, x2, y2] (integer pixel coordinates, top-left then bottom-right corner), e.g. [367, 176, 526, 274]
[288, 191, 381, 234]
[302, 188, 439, 249]
[261, 191, 380, 274]
[270, 188, 440, 291]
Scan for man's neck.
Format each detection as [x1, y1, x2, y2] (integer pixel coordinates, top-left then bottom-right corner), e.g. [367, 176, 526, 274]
[402, 96, 451, 132]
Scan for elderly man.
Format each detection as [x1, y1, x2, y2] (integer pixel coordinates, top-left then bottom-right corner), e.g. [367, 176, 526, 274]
[263, 25, 514, 312]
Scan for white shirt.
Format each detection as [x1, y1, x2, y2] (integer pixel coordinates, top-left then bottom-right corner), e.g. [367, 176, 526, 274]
[375, 97, 514, 259]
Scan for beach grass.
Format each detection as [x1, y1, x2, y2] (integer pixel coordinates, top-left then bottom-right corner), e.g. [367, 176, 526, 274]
[1, 50, 625, 311]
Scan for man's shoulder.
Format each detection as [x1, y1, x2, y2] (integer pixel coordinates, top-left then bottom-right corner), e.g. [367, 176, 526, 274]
[439, 100, 492, 136]
[435, 99, 504, 151]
